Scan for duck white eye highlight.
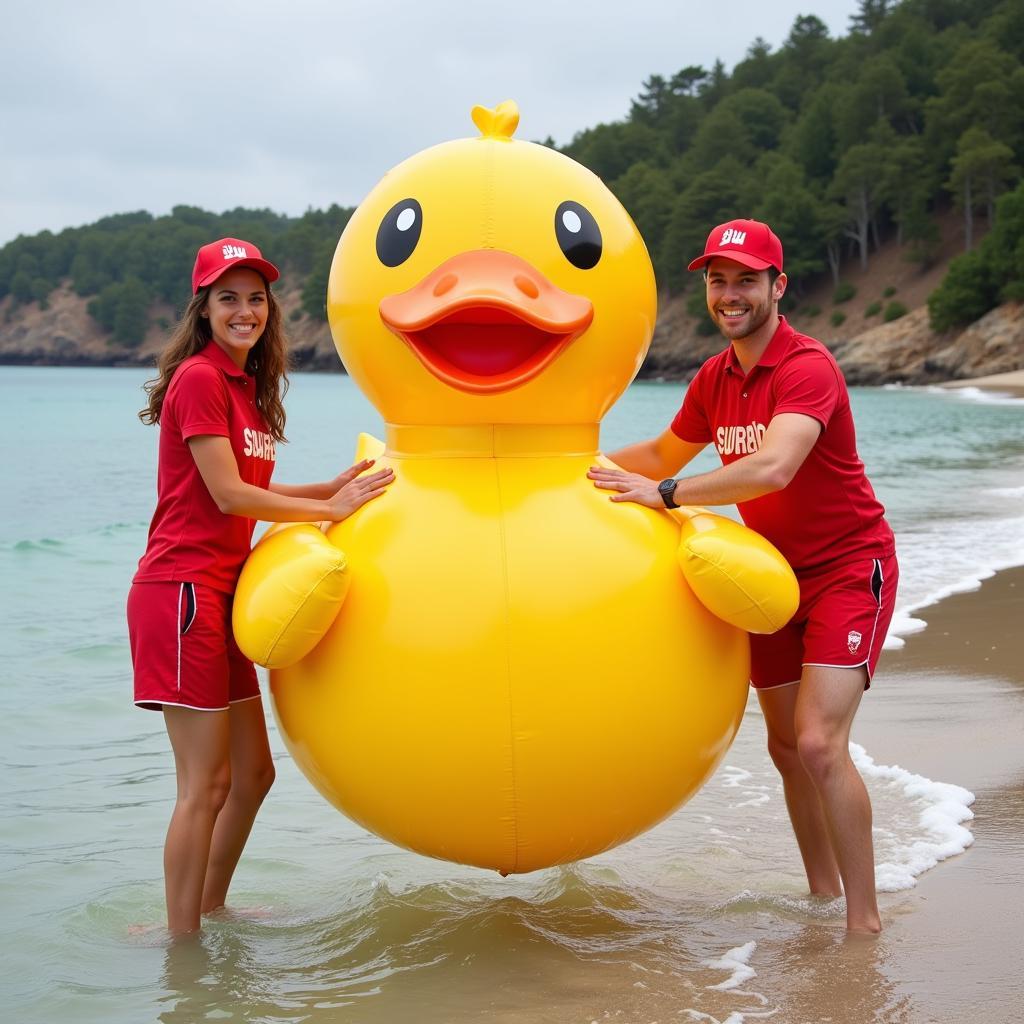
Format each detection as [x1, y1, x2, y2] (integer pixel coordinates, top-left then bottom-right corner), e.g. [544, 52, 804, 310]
[561, 210, 582, 234]
[396, 207, 417, 232]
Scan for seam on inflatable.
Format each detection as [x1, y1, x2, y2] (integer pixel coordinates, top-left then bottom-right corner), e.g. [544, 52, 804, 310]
[684, 546, 777, 632]
[493, 455, 520, 873]
[263, 558, 347, 665]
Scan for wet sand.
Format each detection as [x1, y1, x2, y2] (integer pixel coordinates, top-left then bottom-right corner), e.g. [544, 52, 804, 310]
[850, 567, 1024, 1023]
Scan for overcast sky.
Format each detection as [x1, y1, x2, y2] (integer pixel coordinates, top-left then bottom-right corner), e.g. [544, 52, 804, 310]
[2, 0, 859, 246]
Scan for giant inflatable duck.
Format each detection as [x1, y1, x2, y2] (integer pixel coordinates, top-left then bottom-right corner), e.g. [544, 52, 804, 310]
[233, 102, 797, 875]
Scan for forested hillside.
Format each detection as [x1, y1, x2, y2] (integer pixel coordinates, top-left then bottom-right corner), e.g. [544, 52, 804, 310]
[0, 0, 1021, 363]
[560, 0, 1023, 329]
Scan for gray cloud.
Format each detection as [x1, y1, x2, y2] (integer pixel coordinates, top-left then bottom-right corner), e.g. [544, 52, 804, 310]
[2, 0, 857, 244]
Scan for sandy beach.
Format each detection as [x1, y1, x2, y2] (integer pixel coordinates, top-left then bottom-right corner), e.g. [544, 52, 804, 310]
[845, 566, 1024, 1023]
[941, 369, 1024, 398]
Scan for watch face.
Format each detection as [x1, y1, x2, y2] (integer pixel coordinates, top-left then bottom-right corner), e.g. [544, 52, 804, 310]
[659, 479, 677, 507]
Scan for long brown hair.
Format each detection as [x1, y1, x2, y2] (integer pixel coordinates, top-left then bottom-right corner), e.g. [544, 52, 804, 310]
[139, 280, 289, 441]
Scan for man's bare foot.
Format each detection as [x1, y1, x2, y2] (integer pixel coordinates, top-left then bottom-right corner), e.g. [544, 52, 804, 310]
[846, 919, 882, 936]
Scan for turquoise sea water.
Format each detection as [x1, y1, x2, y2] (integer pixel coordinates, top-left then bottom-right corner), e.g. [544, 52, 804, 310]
[1, 366, 1022, 1023]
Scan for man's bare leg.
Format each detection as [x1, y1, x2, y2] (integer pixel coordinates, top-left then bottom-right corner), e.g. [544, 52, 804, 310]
[794, 664, 880, 933]
[758, 681, 842, 897]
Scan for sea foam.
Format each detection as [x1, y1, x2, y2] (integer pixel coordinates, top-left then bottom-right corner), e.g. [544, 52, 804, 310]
[851, 743, 976, 891]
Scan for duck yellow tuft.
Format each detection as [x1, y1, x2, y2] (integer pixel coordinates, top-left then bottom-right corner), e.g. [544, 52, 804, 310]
[471, 100, 519, 139]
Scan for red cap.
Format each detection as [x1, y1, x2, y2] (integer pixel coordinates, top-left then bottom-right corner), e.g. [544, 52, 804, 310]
[687, 219, 783, 273]
[192, 237, 280, 294]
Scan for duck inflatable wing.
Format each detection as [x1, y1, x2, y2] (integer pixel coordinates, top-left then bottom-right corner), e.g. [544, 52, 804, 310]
[233, 102, 797, 875]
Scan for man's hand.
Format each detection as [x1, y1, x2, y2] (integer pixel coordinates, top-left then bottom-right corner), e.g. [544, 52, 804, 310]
[587, 466, 664, 508]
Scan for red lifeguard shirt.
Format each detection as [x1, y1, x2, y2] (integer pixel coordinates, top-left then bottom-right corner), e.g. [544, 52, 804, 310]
[671, 317, 894, 571]
[134, 342, 276, 593]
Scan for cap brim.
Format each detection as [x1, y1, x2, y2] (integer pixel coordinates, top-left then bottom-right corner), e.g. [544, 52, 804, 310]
[196, 258, 281, 291]
[687, 251, 775, 272]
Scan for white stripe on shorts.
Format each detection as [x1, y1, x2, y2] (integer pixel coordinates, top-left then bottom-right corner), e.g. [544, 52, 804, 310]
[176, 582, 184, 694]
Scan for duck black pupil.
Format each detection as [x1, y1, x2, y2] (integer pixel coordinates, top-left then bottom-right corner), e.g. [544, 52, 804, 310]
[555, 201, 601, 270]
[377, 198, 423, 267]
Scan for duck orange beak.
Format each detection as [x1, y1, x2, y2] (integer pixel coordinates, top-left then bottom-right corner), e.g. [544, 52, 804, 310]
[378, 250, 594, 394]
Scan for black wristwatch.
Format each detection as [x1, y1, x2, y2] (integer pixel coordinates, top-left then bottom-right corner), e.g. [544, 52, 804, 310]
[658, 478, 680, 509]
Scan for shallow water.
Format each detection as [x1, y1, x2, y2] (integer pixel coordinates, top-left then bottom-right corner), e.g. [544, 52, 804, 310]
[2, 367, 1023, 1023]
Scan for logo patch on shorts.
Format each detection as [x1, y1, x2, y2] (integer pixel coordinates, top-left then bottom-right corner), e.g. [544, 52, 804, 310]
[847, 630, 863, 654]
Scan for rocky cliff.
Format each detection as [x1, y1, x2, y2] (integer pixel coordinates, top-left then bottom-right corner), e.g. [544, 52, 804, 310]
[641, 296, 1024, 386]
[1, 278, 1021, 386]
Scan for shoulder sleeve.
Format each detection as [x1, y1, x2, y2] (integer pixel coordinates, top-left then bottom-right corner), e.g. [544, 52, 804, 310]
[166, 363, 230, 439]
[670, 366, 713, 443]
[771, 351, 842, 429]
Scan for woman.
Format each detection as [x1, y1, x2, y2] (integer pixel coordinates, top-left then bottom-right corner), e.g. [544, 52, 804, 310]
[128, 237, 392, 936]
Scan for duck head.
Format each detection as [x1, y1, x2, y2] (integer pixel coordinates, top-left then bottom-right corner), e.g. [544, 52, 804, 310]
[327, 101, 657, 426]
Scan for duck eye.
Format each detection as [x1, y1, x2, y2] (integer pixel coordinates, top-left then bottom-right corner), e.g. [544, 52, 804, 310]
[376, 198, 423, 267]
[555, 201, 602, 269]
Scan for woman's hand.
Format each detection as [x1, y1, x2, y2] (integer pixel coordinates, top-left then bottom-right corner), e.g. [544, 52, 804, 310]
[326, 460, 375, 494]
[324, 461, 395, 520]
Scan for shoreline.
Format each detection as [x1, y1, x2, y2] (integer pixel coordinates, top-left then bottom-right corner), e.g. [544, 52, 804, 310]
[889, 563, 1024, 681]
[849, 564, 1024, 1022]
[2, 358, 1021, 391]
[939, 368, 1024, 398]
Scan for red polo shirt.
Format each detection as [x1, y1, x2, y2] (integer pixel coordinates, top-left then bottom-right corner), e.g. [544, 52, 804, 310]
[134, 342, 276, 593]
[671, 317, 894, 571]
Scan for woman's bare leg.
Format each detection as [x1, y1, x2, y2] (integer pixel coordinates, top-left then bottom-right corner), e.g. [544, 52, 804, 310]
[200, 697, 275, 914]
[163, 707, 232, 936]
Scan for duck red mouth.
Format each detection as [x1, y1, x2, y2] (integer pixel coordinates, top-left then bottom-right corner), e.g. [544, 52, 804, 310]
[379, 250, 594, 394]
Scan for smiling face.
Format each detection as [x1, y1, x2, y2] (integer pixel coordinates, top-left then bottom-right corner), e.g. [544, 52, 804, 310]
[327, 135, 657, 426]
[202, 267, 269, 368]
[705, 258, 786, 343]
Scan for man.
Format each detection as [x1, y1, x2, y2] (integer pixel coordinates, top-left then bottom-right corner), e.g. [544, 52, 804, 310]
[588, 219, 897, 934]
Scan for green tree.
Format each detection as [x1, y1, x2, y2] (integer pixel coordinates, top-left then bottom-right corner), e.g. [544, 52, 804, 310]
[631, 75, 672, 124]
[772, 14, 833, 110]
[659, 156, 754, 293]
[698, 59, 730, 109]
[902, 199, 942, 268]
[875, 128, 936, 245]
[784, 82, 844, 184]
[112, 277, 150, 345]
[924, 40, 1024, 169]
[927, 179, 1024, 328]
[849, 0, 893, 35]
[927, 249, 997, 330]
[10, 270, 33, 304]
[834, 55, 910, 150]
[751, 154, 826, 285]
[610, 162, 675, 283]
[732, 38, 775, 90]
[946, 126, 1018, 249]
[830, 141, 885, 269]
[564, 121, 665, 182]
[982, 181, 1024, 300]
[819, 200, 849, 287]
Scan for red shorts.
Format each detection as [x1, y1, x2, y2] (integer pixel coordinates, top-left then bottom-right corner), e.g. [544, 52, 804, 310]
[127, 581, 260, 711]
[749, 552, 898, 690]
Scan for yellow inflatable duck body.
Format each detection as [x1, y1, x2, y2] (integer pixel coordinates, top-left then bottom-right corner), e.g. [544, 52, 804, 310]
[234, 102, 797, 875]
